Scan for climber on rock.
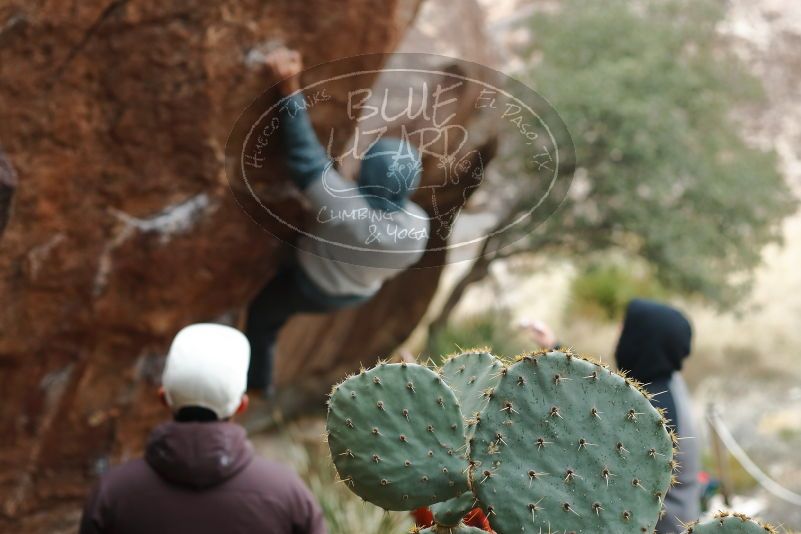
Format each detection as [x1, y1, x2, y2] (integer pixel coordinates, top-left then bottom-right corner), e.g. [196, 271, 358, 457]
[246, 48, 430, 393]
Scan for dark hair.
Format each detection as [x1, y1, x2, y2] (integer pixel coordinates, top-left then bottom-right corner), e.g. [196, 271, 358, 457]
[174, 406, 219, 422]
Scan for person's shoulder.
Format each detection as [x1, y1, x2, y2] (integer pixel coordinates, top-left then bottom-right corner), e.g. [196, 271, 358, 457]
[102, 458, 150, 478]
[94, 458, 154, 493]
[245, 457, 305, 481]
[239, 457, 311, 495]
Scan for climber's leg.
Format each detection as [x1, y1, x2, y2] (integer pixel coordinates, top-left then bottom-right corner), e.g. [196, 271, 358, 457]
[245, 269, 304, 391]
[245, 266, 370, 392]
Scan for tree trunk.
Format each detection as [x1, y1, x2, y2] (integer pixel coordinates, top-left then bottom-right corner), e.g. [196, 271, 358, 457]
[425, 225, 561, 354]
[426, 243, 495, 353]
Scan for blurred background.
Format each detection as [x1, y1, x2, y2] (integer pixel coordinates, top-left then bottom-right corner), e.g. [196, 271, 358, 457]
[1, 0, 799, 532]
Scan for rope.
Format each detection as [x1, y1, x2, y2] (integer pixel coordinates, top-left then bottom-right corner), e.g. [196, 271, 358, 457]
[707, 406, 801, 506]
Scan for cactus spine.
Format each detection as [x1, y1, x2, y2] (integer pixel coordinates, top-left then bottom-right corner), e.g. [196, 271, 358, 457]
[684, 512, 779, 533]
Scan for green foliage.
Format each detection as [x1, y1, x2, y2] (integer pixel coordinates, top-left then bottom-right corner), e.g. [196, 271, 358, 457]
[568, 262, 666, 321]
[470, 351, 673, 534]
[700, 450, 758, 494]
[427, 312, 528, 362]
[508, 0, 796, 307]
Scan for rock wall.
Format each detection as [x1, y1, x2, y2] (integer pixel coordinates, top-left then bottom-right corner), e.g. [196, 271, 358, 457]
[0, 0, 429, 528]
[0, 0, 498, 529]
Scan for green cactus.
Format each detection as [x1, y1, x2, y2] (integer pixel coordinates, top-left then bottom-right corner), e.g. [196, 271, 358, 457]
[326, 362, 470, 510]
[469, 350, 674, 533]
[684, 512, 778, 533]
[439, 351, 503, 439]
[419, 525, 488, 534]
[431, 491, 479, 528]
[326, 350, 678, 531]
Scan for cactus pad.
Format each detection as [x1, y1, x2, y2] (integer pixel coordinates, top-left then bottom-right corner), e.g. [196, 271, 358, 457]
[470, 351, 674, 533]
[327, 363, 469, 510]
[431, 491, 479, 527]
[439, 351, 503, 438]
[419, 525, 488, 534]
[685, 512, 778, 533]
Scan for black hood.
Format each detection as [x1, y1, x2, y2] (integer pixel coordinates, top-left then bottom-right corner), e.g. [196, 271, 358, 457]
[145, 421, 253, 489]
[614, 299, 692, 383]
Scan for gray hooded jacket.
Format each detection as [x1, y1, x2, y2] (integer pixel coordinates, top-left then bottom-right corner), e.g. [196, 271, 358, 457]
[279, 94, 430, 298]
[616, 299, 702, 533]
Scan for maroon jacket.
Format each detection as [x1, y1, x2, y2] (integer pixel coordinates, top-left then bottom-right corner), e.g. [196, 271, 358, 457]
[80, 421, 326, 534]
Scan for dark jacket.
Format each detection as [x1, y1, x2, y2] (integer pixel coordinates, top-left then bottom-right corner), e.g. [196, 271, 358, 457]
[79, 421, 326, 534]
[279, 93, 422, 211]
[615, 299, 701, 534]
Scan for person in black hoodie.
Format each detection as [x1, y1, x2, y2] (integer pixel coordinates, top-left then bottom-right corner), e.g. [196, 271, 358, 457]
[614, 299, 701, 533]
[522, 299, 701, 533]
[79, 323, 326, 534]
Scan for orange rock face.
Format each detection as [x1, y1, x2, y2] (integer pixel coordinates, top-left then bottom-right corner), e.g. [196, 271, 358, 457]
[0, 0, 495, 529]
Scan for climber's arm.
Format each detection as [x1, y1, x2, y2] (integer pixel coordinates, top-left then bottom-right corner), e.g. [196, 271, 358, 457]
[278, 93, 331, 190]
[260, 47, 329, 190]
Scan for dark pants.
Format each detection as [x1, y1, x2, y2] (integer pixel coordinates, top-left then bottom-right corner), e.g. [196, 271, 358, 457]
[245, 267, 363, 391]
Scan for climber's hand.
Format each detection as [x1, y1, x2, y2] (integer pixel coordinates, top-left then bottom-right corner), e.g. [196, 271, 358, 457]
[397, 349, 417, 365]
[263, 47, 303, 96]
[519, 318, 558, 350]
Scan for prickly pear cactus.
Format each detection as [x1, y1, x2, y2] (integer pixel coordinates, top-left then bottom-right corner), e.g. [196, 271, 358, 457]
[327, 362, 470, 510]
[684, 512, 778, 533]
[470, 351, 674, 533]
[431, 491, 479, 527]
[419, 525, 488, 534]
[439, 351, 503, 438]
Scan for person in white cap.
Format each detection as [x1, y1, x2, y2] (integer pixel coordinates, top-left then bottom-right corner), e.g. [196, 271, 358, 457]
[79, 323, 327, 534]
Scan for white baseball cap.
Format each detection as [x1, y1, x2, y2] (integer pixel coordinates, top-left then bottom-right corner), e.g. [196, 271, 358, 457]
[162, 323, 251, 419]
